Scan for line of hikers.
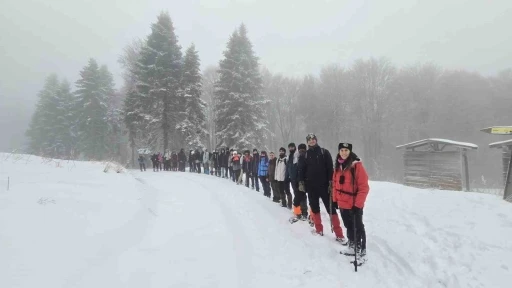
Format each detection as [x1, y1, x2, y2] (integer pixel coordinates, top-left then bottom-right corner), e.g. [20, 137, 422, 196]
[136, 133, 370, 259]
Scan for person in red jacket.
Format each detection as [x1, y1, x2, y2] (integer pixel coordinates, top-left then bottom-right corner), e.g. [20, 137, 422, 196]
[332, 142, 369, 257]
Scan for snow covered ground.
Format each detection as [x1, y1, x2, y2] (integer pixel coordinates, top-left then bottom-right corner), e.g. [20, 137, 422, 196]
[1, 153, 512, 287]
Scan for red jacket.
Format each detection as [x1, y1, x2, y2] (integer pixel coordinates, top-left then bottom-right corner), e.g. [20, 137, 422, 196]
[331, 160, 369, 209]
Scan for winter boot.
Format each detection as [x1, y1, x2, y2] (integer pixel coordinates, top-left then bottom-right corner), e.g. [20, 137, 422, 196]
[340, 240, 356, 255]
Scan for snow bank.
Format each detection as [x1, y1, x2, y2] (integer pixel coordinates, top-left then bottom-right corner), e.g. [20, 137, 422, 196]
[0, 153, 151, 287]
[1, 153, 511, 287]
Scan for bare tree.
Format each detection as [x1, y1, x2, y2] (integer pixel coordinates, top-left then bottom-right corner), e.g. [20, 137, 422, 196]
[348, 57, 396, 178]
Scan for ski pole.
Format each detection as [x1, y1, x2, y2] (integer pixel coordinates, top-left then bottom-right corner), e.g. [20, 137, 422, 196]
[353, 207, 357, 271]
[329, 183, 333, 233]
[352, 169, 358, 271]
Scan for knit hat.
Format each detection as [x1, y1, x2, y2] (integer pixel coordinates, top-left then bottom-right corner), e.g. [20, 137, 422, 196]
[338, 142, 352, 151]
[288, 142, 296, 148]
[298, 143, 307, 150]
[306, 133, 317, 141]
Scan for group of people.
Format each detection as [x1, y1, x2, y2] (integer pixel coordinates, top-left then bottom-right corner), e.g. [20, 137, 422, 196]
[138, 149, 189, 172]
[137, 133, 370, 260]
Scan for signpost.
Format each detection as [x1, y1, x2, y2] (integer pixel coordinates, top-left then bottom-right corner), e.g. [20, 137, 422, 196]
[481, 126, 512, 202]
[480, 126, 512, 135]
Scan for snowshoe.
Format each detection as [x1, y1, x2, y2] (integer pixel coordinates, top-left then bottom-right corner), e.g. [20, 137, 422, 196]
[350, 250, 367, 266]
[289, 215, 306, 224]
[336, 237, 349, 246]
[307, 215, 314, 227]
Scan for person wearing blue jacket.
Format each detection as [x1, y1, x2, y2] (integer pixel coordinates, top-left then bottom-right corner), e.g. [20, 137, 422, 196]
[258, 151, 271, 198]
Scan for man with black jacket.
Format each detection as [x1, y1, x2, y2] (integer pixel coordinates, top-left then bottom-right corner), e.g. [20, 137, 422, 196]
[298, 133, 345, 242]
[251, 149, 260, 191]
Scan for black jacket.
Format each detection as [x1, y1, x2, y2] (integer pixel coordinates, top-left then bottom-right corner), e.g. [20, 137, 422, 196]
[298, 145, 333, 187]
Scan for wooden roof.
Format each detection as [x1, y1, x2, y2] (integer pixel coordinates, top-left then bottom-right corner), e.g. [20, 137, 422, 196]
[396, 138, 478, 150]
[489, 139, 512, 148]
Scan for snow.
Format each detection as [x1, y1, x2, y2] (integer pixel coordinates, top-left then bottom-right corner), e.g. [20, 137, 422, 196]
[396, 138, 478, 149]
[489, 139, 512, 148]
[1, 153, 512, 287]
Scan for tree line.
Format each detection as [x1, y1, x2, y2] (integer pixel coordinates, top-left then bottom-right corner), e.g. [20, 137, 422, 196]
[26, 11, 512, 187]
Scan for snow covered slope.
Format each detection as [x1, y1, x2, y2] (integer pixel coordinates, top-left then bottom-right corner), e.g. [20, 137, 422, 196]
[1, 153, 511, 287]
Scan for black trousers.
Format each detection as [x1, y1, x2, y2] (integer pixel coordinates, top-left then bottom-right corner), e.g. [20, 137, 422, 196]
[259, 176, 271, 196]
[291, 180, 308, 215]
[252, 175, 260, 191]
[139, 163, 146, 171]
[234, 169, 241, 182]
[307, 183, 337, 215]
[196, 162, 201, 173]
[245, 172, 251, 187]
[277, 181, 292, 206]
[340, 208, 366, 250]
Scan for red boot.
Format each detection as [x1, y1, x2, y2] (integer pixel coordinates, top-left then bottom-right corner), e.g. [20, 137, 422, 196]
[311, 212, 323, 235]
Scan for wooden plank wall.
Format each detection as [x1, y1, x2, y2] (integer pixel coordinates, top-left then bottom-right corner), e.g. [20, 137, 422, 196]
[502, 147, 511, 186]
[403, 150, 462, 191]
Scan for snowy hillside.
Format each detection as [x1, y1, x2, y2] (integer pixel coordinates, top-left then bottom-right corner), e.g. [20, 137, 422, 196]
[1, 153, 512, 288]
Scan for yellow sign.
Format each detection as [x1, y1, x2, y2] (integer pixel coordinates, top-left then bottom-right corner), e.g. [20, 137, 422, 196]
[491, 127, 512, 135]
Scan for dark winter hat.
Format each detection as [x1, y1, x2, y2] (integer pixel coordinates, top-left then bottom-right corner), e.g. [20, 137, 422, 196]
[306, 133, 317, 141]
[244, 150, 250, 155]
[253, 148, 258, 152]
[298, 143, 307, 150]
[338, 142, 352, 151]
[288, 142, 296, 148]
[260, 150, 267, 155]
[279, 147, 286, 153]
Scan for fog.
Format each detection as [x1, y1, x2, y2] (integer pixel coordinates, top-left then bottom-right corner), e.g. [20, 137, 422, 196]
[1, 0, 511, 154]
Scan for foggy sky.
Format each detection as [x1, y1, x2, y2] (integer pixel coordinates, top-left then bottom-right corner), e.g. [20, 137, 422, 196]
[1, 0, 511, 151]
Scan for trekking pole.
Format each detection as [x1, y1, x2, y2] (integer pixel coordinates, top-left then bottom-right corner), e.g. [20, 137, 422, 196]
[329, 183, 333, 233]
[352, 170, 358, 271]
[353, 205, 357, 271]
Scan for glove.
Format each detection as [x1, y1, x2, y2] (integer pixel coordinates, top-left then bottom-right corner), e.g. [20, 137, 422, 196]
[328, 180, 333, 194]
[298, 181, 305, 192]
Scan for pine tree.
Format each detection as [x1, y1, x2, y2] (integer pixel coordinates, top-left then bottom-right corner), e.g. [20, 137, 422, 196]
[26, 74, 61, 156]
[53, 79, 75, 157]
[100, 65, 123, 160]
[214, 24, 269, 149]
[177, 43, 208, 148]
[120, 39, 146, 166]
[74, 58, 109, 160]
[26, 75, 75, 158]
[136, 11, 183, 152]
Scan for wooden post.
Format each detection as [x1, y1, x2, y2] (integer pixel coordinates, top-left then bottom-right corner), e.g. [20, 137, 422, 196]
[504, 155, 512, 202]
[462, 149, 470, 191]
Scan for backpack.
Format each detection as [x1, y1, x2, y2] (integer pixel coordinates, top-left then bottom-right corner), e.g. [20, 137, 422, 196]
[305, 147, 328, 163]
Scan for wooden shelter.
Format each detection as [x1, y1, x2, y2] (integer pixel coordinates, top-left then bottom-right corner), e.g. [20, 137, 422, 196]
[489, 139, 512, 185]
[489, 139, 512, 202]
[396, 138, 478, 191]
